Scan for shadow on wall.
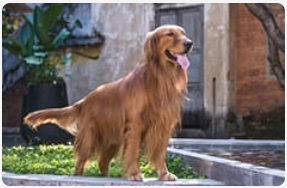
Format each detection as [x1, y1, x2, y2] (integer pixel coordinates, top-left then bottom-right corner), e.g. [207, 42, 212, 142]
[181, 110, 211, 131]
[244, 106, 285, 139]
[227, 106, 285, 139]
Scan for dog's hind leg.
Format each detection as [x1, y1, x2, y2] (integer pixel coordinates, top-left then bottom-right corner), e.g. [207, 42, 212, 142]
[74, 154, 89, 175]
[98, 144, 119, 176]
[73, 123, 97, 175]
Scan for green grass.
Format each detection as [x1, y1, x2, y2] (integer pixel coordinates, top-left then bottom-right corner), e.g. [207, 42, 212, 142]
[2, 144, 204, 179]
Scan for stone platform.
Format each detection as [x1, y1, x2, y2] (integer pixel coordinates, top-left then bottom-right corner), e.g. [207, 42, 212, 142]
[2, 172, 224, 186]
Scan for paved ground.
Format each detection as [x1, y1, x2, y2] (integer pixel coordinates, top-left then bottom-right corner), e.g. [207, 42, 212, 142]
[203, 150, 285, 170]
[3, 172, 224, 186]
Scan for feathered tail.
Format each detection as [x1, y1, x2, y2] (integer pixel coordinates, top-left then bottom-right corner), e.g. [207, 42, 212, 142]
[24, 104, 81, 136]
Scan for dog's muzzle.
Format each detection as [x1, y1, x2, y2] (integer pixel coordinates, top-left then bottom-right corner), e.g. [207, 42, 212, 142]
[184, 40, 193, 53]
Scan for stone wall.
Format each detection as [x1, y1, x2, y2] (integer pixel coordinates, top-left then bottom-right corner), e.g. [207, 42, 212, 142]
[62, 4, 155, 104]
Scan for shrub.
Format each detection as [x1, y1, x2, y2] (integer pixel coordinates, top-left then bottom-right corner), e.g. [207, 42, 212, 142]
[2, 144, 204, 179]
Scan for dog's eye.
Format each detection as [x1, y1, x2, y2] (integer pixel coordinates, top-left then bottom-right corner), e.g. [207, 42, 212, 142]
[166, 32, 174, 37]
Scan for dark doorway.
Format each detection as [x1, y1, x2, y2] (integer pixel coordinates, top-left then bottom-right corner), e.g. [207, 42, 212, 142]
[156, 4, 206, 136]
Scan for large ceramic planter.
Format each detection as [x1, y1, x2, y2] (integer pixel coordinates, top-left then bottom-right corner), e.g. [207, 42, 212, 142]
[21, 81, 74, 145]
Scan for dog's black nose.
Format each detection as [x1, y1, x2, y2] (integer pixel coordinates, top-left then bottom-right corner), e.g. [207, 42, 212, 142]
[184, 40, 193, 48]
[184, 40, 193, 52]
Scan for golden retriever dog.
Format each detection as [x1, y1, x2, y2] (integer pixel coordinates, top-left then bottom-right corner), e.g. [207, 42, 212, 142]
[24, 25, 193, 181]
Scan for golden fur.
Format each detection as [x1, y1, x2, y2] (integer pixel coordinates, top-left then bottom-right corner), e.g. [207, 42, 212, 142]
[24, 25, 192, 181]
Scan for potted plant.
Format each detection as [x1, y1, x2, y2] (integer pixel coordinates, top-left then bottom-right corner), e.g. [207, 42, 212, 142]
[3, 4, 98, 145]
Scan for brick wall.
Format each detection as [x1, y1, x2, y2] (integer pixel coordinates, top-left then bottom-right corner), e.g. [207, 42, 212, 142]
[2, 79, 27, 127]
[235, 3, 285, 115]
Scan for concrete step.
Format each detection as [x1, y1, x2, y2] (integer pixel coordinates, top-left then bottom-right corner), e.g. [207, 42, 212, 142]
[2, 172, 225, 186]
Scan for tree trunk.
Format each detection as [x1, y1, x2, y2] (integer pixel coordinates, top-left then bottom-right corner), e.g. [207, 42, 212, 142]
[267, 38, 285, 90]
[245, 3, 285, 90]
[245, 3, 284, 52]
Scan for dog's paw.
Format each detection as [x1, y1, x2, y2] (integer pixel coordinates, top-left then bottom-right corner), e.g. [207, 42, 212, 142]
[126, 173, 143, 181]
[158, 172, 177, 181]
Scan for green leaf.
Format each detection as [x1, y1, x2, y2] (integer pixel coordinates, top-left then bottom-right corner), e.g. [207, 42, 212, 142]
[52, 28, 70, 48]
[33, 45, 44, 51]
[20, 23, 33, 46]
[33, 6, 42, 33]
[2, 42, 21, 56]
[60, 53, 72, 64]
[24, 56, 44, 65]
[33, 6, 52, 50]
[74, 19, 83, 29]
[23, 13, 33, 25]
[22, 14, 35, 56]
[8, 37, 27, 56]
[55, 18, 70, 27]
[20, 14, 36, 56]
[41, 4, 63, 32]
[36, 26, 52, 50]
[25, 34, 34, 56]
[34, 52, 48, 57]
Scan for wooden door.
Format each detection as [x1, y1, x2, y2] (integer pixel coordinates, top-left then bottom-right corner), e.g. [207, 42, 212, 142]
[156, 5, 205, 130]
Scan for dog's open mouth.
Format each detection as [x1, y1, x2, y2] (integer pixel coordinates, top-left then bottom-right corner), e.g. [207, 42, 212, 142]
[165, 50, 190, 69]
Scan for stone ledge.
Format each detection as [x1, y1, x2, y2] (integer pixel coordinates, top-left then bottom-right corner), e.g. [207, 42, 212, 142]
[2, 172, 224, 186]
[169, 138, 285, 146]
[168, 147, 285, 186]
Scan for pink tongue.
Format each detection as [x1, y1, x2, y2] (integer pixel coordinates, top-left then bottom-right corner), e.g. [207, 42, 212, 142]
[176, 54, 190, 69]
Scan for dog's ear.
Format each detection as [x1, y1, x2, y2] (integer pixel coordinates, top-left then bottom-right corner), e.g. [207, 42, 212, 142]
[144, 31, 159, 62]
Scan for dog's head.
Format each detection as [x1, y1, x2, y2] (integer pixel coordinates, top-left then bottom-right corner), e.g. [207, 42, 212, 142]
[144, 25, 193, 69]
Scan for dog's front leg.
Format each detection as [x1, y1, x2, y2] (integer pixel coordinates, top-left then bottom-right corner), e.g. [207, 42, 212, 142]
[123, 124, 143, 181]
[153, 136, 177, 181]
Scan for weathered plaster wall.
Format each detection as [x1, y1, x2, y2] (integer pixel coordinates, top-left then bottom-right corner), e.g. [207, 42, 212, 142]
[204, 4, 230, 137]
[62, 4, 155, 103]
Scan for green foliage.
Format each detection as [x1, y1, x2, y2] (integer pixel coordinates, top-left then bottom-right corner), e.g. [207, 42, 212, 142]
[2, 145, 204, 179]
[2, 4, 98, 83]
[2, 8, 20, 38]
